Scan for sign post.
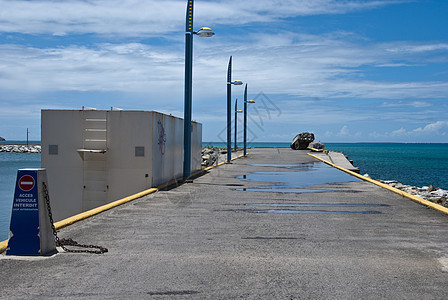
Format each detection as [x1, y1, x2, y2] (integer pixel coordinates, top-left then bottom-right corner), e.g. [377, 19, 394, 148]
[6, 169, 56, 256]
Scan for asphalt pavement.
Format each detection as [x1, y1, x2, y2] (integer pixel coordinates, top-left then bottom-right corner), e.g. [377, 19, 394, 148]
[1, 148, 447, 299]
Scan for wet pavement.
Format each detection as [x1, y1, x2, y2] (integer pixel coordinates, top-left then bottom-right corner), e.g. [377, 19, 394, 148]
[235, 162, 360, 193]
[1, 148, 447, 299]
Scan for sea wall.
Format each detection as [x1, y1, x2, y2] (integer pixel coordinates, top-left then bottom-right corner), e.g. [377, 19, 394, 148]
[377, 179, 447, 207]
[0, 145, 41, 153]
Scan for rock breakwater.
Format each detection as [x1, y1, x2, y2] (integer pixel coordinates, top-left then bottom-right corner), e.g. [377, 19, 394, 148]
[0, 145, 41, 153]
[373, 177, 447, 208]
[202, 147, 226, 167]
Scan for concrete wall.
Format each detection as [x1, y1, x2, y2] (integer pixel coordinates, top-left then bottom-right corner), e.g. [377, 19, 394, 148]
[107, 111, 154, 206]
[41, 110, 85, 220]
[191, 121, 202, 172]
[41, 109, 202, 221]
[151, 112, 182, 187]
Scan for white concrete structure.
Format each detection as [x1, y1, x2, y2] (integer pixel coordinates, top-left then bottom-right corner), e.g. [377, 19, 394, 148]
[41, 109, 202, 221]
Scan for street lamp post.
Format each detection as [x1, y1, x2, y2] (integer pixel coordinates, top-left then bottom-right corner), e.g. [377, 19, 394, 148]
[183, 0, 214, 180]
[234, 98, 242, 151]
[227, 56, 243, 162]
[243, 84, 255, 156]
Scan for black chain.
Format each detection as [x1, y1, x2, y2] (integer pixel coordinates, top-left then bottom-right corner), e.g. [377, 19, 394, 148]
[42, 182, 108, 254]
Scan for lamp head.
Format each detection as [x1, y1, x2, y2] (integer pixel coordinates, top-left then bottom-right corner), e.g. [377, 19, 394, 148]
[196, 27, 215, 37]
[232, 80, 243, 86]
[247, 99, 255, 103]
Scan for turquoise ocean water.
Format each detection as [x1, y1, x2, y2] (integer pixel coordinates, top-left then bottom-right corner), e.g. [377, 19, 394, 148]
[1, 141, 447, 241]
[324, 143, 448, 190]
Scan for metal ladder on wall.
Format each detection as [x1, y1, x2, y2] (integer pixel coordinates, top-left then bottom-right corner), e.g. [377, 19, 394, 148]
[78, 110, 108, 211]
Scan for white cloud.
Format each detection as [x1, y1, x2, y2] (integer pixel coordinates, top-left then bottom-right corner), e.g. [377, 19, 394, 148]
[376, 63, 421, 67]
[411, 121, 448, 135]
[0, 1, 446, 102]
[0, 43, 185, 94]
[1, 30, 448, 105]
[390, 127, 407, 136]
[322, 125, 361, 141]
[0, 0, 184, 36]
[338, 125, 350, 136]
[381, 101, 432, 108]
[0, 0, 405, 36]
[386, 43, 448, 54]
[0, 0, 446, 142]
[207, 32, 448, 100]
[377, 121, 448, 139]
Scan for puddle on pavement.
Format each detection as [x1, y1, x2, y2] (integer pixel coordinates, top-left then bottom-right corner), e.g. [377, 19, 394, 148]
[224, 203, 387, 214]
[242, 237, 301, 240]
[236, 187, 334, 193]
[230, 163, 381, 214]
[250, 163, 319, 170]
[236, 162, 360, 193]
[194, 182, 244, 187]
[241, 203, 389, 207]
[231, 209, 382, 214]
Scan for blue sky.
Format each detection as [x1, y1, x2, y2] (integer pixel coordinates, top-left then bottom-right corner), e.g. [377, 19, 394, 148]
[0, 0, 447, 143]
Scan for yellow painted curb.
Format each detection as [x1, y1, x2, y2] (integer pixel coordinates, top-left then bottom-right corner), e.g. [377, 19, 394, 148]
[231, 154, 245, 161]
[308, 153, 448, 215]
[203, 153, 246, 171]
[0, 240, 7, 253]
[53, 188, 159, 230]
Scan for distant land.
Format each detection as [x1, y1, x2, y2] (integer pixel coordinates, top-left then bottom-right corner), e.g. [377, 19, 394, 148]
[0, 137, 5, 141]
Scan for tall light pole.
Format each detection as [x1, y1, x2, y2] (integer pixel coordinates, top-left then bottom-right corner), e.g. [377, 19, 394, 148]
[234, 98, 242, 151]
[183, 0, 214, 180]
[227, 56, 243, 162]
[243, 84, 255, 156]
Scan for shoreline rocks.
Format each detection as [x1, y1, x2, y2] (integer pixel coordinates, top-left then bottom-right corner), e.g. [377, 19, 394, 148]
[0, 144, 41, 153]
[368, 176, 447, 208]
[201, 147, 219, 167]
[202, 147, 227, 167]
[309, 141, 325, 150]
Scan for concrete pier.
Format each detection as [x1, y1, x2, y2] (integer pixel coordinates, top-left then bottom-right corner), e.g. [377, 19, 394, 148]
[311, 150, 360, 173]
[1, 148, 447, 299]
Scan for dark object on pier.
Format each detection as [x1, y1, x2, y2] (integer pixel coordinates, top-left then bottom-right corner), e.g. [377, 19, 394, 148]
[290, 132, 315, 150]
[309, 141, 325, 150]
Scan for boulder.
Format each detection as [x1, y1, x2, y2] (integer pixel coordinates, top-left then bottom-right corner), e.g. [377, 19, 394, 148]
[309, 141, 325, 150]
[290, 132, 314, 150]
